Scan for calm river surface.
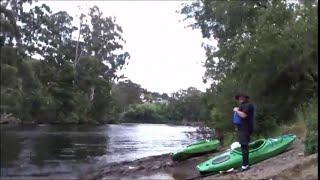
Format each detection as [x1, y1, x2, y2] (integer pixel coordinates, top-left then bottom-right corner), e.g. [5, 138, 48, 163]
[0, 123, 200, 178]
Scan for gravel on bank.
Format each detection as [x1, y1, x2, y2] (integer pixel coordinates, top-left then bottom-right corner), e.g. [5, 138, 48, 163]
[80, 137, 317, 180]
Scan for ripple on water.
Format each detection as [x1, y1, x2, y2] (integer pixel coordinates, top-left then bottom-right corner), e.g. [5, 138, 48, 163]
[1, 123, 202, 178]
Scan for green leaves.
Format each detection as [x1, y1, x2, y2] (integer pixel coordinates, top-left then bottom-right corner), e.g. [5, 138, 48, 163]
[121, 103, 169, 123]
[79, 6, 129, 80]
[0, 1, 130, 124]
[181, 0, 318, 135]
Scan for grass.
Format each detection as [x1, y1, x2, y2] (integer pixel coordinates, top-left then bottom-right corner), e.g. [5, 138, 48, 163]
[279, 99, 318, 155]
[277, 118, 307, 139]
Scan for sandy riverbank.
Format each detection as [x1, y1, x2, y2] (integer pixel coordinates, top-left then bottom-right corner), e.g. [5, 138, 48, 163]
[79, 136, 317, 180]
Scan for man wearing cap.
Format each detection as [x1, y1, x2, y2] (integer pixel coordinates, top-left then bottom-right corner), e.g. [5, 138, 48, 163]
[233, 92, 255, 172]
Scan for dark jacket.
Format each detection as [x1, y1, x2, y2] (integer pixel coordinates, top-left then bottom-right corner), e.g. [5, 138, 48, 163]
[238, 102, 255, 144]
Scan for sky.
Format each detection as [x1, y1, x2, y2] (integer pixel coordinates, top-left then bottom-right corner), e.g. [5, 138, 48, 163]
[37, 1, 217, 94]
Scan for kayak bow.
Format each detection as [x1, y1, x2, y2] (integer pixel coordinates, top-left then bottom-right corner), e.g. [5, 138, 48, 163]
[172, 139, 220, 161]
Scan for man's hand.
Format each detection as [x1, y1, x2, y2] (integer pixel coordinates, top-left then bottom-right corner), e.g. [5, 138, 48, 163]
[234, 107, 248, 118]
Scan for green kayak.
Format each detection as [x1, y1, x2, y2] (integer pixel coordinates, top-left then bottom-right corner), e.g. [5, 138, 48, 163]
[172, 139, 220, 161]
[197, 134, 296, 175]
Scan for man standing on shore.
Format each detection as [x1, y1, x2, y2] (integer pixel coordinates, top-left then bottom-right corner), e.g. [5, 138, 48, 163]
[233, 92, 255, 172]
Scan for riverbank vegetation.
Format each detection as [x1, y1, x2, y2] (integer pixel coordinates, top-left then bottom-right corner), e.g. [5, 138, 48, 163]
[118, 87, 207, 124]
[0, 0, 207, 125]
[180, 0, 317, 153]
[1, 0, 130, 124]
[1, 0, 317, 154]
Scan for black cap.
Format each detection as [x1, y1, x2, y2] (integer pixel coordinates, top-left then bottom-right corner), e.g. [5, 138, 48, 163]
[235, 92, 250, 100]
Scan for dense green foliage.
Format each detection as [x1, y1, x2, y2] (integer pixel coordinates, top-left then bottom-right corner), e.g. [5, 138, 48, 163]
[1, 0, 317, 140]
[116, 86, 206, 124]
[167, 87, 206, 122]
[121, 103, 168, 123]
[1, 0, 129, 124]
[181, 0, 317, 140]
[110, 80, 143, 115]
[297, 99, 318, 155]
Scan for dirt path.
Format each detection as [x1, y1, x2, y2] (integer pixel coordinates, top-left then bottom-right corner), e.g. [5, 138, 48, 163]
[81, 137, 317, 180]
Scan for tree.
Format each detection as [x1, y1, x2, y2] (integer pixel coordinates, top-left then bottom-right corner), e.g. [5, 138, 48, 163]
[79, 6, 129, 80]
[167, 87, 205, 122]
[111, 80, 143, 111]
[181, 0, 318, 136]
[0, 1, 131, 124]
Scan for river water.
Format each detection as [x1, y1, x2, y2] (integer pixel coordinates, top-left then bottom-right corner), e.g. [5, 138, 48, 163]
[0, 123, 201, 178]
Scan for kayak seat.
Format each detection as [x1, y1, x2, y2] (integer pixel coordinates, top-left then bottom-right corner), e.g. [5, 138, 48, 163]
[249, 139, 266, 151]
[233, 139, 267, 154]
[212, 154, 230, 164]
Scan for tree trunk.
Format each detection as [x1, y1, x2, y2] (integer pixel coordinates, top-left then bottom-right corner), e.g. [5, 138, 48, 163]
[89, 86, 95, 101]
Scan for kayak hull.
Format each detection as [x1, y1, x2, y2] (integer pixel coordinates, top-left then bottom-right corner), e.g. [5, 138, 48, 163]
[172, 139, 220, 161]
[197, 134, 296, 175]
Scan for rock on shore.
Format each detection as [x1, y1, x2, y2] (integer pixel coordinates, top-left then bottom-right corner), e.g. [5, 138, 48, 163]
[80, 137, 317, 180]
[0, 113, 21, 124]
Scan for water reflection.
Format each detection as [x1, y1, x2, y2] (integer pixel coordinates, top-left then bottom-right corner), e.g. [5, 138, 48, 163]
[0, 133, 23, 167]
[31, 135, 73, 166]
[1, 124, 198, 178]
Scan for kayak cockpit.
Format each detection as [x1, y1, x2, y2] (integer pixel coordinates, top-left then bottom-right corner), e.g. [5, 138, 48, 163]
[233, 139, 267, 154]
[212, 154, 230, 164]
[187, 139, 218, 147]
[187, 139, 207, 147]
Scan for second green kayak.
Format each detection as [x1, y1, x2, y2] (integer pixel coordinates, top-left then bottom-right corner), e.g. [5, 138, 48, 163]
[197, 134, 296, 175]
[172, 139, 220, 161]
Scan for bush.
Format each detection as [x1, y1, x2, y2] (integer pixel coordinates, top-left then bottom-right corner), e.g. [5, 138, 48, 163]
[288, 98, 318, 155]
[299, 99, 318, 155]
[120, 103, 168, 123]
[254, 109, 279, 137]
[0, 88, 23, 117]
[223, 132, 237, 146]
[210, 108, 233, 133]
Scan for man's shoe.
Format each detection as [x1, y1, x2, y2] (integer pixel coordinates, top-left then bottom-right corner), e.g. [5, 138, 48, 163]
[241, 165, 250, 171]
[234, 165, 250, 173]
